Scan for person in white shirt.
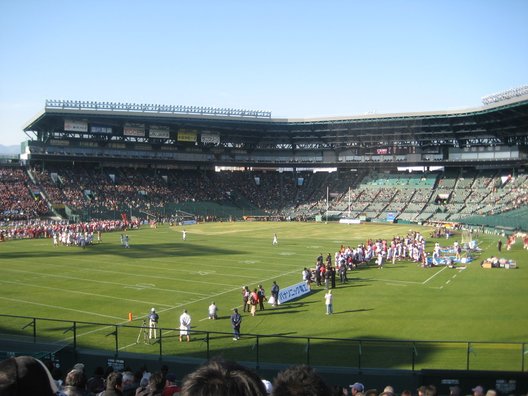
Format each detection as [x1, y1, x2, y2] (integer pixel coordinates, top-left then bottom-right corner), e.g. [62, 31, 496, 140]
[208, 302, 218, 320]
[324, 290, 333, 315]
[179, 309, 191, 342]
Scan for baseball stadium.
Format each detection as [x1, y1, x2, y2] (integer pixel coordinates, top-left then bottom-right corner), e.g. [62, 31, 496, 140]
[1, 87, 528, 393]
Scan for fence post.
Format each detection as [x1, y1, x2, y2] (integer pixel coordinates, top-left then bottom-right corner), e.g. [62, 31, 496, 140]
[22, 318, 37, 343]
[206, 332, 210, 360]
[466, 342, 471, 370]
[159, 328, 163, 360]
[256, 336, 260, 369]
[306, 338, 311, 366]
[358, 341, 362, 371]
[412, 342, 416, 372]
[522, 343, 525, 372]
[115, 325, 119, 357]
[73, 322, 77, 352]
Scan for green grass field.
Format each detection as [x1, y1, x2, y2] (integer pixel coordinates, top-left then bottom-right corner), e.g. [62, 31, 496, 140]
[1, 222, 527, 371]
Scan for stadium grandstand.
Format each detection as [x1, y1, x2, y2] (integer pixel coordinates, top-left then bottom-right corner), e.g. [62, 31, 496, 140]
[1, 87, 527, 230]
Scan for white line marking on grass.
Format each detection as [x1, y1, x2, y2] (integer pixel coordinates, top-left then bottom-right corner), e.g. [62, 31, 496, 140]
[422, 266, 448, 284]
[0, 279, 173, 308]
[368, 278, 421, 285]
[49, 266, 303, 349]
[385, 283, 408, 287]
[0, 296, 123, 320]
[3, 268, 209, 297]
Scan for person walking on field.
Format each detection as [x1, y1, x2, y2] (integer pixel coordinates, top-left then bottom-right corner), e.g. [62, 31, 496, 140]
[324, 290, 333, 315]
[249, 288, 259, 316]
[272, 233, 278, 246]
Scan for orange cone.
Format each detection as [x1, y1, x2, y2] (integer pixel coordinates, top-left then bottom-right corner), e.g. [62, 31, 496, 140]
[128, 312, 133, 321]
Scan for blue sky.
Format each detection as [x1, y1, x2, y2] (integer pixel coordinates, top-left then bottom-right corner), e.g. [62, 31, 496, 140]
[0, 0, 527, 146]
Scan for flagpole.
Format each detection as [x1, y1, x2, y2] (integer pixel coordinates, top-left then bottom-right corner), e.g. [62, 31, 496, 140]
[348, 186, 351, 218]
[326, 186, 329, 223]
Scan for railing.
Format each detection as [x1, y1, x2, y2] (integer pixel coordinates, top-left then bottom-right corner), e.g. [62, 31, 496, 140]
[45, 99, 272, 119]
[0, 314, 526, 372]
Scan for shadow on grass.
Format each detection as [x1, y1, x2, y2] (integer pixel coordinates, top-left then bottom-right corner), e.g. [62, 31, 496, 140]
[0, 318, 521, 372]
[0, 242, 245, 259]
[333, 308, 374, 315]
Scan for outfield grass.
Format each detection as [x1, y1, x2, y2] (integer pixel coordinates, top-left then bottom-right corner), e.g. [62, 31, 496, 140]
[1, 222, 527, 370]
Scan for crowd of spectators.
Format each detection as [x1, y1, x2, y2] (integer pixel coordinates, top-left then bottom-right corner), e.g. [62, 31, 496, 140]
[0, 354, 503, 396]
[0, 166, 50, 221]
[1, 164, 527, 224]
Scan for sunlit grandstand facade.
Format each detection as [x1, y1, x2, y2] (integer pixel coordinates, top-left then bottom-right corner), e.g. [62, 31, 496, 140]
[4, 92, 528, 229]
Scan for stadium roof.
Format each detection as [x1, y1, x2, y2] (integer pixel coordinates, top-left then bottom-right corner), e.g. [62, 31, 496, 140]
[23, 95, 528, 152]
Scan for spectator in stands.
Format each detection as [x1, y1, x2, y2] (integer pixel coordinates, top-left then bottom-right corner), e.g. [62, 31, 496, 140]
[0, 355, 58, 396]
[380, 385, 395, 396]
[121, 371, 136, 396]
[424, 385, 437, 396]
[180, 357, 266, 396]
[103, 371, 124, 396]
[87, 366, 105, 394]
[349, 382, 364, 396]
[261, 379, 273, 395]
[147, 372, 165, 395]
[449, 386, 461, 396]
[272, 364, 332, 396]
[472, 386, 484, 396]
[62, 368, 91, 396]
[162, 373, 181, 396]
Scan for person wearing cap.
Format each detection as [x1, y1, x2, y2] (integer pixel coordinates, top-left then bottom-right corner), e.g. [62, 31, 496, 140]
[231, 308, 242, 340]
[149, 307, 159, 340]
[472, 386, 485, 396]
[162, 373, 181, 396]
[179, 309, 192, 342]
[350, 382, 365, 396]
